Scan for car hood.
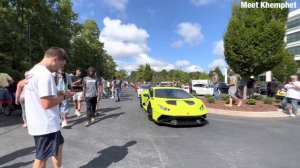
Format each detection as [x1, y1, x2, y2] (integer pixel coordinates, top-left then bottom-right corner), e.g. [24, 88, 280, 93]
[152, 98, 207, 116]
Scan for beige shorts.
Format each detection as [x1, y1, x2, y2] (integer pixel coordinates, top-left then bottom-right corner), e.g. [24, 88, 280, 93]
[73, 92, 83, 101]
[228, 88, 237, 96]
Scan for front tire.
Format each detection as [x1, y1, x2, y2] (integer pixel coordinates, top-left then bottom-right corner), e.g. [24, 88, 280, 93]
[147, 104, 153, 121]
[139, 97, 143, 108]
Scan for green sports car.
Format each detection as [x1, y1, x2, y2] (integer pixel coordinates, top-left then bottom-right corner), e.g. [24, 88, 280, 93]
[140, 87, 208, 125]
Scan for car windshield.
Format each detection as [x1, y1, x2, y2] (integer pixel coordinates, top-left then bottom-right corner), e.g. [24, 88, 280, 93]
[155, 89, 193, 99]
[140, 85, 150, 89]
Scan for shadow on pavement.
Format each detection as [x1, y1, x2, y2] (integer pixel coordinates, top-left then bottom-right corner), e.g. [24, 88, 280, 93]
[0, 146, 35, 167]
[92, 112, 125, 126]
[100, 107, 121, 113]
[65, 112, 125, 129]
[1, 160, 34, 168]
[119, 98, 133, 101]
[0, 110, 23, 128]
[79, 140, 137, 168]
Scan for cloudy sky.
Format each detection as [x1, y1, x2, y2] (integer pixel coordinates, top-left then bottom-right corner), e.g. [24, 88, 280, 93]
[72, 0, 299, 74]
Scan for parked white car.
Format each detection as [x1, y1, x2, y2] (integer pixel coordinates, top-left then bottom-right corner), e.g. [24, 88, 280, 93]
[137, 85, 151, 97]
[191, 83, 214, 95]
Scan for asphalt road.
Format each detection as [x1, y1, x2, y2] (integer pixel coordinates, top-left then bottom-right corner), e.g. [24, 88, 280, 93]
[1, 87, 300, 168]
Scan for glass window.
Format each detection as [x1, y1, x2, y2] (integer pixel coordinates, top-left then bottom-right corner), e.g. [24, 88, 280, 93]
[155, 89, 193, 99]
[288, 18, 300, 29]
[149, 89, 153, 97]
[287, 32, 300, 43]
[288, 46, 300, 55]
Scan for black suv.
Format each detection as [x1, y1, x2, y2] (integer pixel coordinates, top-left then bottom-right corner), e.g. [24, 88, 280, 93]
[218, 82, 229, 94]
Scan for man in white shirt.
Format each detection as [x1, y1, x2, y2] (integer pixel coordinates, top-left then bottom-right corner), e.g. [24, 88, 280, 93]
[281, 75, 300, 117]
[25, 47, 74, 168]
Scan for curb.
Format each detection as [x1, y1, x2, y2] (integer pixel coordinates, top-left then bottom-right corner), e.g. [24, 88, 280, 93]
[207, 108, 290, 118]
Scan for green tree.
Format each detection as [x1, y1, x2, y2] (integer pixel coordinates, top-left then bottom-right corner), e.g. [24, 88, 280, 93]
[209, 67, 224, 82]
[0, 0, 77, 75]
[224, 0, 288, 98]
[143, 64, 153, 82]
[224, 0, 288, 78]
[115, 69, 128, 79]
[70, 20, 116, 78]
[272, 49, 298, 83]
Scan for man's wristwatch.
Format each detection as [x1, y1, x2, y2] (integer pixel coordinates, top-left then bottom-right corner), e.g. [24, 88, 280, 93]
[63, 94, 67, 100]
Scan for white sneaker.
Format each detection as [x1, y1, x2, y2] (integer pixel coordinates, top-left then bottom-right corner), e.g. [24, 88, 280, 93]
[75, 110, 81, 117]
[277, 109, 283, 112]
[61, 120, 68, 127]
[91, 117, 95, 123]
[110, 96, 114, 99]
[290, 114, 296, 117]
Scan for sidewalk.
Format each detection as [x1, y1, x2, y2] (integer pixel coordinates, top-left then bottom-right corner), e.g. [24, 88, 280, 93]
[208, 108, 291, 118]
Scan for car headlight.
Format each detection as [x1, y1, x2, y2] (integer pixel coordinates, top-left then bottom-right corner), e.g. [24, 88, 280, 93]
[200, 104, 205, 111]
[158, 104, 170, 111]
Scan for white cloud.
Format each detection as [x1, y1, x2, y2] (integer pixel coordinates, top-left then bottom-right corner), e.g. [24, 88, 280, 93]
[185, 65, 204, 72]
[102, 0, 128, 11]
[190, 0, 215, 6]
[99, 18, 205, 73]
[136, 54, 176, 71]
[208, 59, 227, 69]
[100, 17, 150, 58]
[172, 22, 203, 48]
[116, 54, 176, 73]
[115, 60, 139, 73]
[175, 60, 190, 67]
[213, 40, 224, 57]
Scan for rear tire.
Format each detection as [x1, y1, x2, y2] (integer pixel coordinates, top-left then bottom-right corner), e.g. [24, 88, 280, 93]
[4, 106, 12, 116]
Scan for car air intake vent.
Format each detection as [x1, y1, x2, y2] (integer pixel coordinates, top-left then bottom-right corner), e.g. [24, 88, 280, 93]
[184, 100, 195, 105]
[166, 100, 177, 105]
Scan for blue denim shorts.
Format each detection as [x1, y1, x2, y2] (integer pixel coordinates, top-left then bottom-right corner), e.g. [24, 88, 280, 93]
[0, 89, 11, 100]
[33, 131, 64, 160]
[59, 100, 70, 113]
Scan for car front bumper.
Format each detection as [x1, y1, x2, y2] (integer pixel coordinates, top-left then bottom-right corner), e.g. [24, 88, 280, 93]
[156, 115, 208, 125]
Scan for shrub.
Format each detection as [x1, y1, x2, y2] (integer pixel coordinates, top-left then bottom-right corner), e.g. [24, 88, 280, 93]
[275, 99, 281, 103]
[220, 94, 229, 100]
[207, 96, 215, 103]
[253, 95, 263, 101]
[264, 97, 273, 104]
[204, 94, 212, 99]
[246, 99, 256, 105]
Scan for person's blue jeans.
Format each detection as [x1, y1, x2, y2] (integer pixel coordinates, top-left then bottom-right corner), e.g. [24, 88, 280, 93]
[282, 97, 298, 115]
[213, 83, 219, 101]
[115, 88, 121, 102]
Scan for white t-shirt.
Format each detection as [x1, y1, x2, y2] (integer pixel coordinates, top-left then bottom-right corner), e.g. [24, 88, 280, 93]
[285, 81, 300, 100]
[25, 64, 60, 136]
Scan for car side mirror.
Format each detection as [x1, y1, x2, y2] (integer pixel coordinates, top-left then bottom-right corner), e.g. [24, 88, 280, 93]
[143, 93, 149, 97]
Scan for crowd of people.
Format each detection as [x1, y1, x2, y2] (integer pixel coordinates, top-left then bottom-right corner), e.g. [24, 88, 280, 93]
[0, 47, 127, 168]
[207, 70, 300, 114]
[1, 47, 300, 168]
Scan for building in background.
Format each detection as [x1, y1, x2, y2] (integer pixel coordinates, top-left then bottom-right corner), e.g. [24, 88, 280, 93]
[286, 8, 300, 72]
